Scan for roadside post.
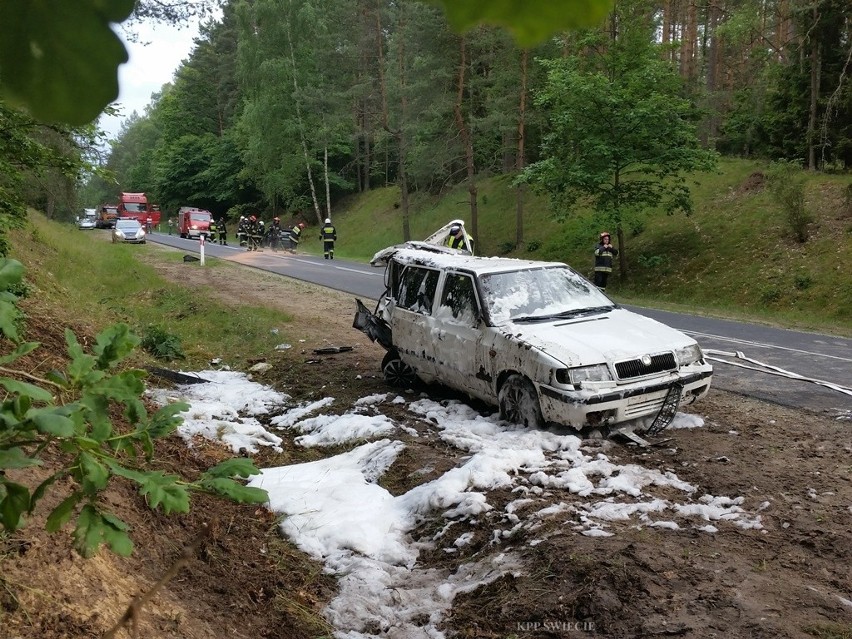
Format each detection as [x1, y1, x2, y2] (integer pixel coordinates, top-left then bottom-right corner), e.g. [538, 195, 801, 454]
[200, 234, 205, 266]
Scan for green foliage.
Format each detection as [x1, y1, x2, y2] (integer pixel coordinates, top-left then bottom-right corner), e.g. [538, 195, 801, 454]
[794, 273, 813, 290]
[0, 0, 134, 125]
[766, 160, 813, 243]
[637, 254, 668, 269]
[141, 325, 186, 361]
[497, 241, 516, 254]
[0, 257, 268, 558]
[520, 21, 718, 278]
[433, 0, 614, 45]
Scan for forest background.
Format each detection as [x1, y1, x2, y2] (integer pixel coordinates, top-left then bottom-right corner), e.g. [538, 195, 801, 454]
[1, 0, 851, 327]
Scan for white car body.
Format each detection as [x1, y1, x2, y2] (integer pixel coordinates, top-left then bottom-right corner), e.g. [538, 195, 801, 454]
[354, 225, 712, 435]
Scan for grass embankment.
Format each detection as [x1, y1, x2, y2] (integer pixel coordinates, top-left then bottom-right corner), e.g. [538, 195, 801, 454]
[305, 158, 850, 335]
[10, 215, 293, 368]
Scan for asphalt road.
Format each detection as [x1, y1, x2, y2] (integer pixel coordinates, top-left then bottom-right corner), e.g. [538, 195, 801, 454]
[149, 232, 852, 418]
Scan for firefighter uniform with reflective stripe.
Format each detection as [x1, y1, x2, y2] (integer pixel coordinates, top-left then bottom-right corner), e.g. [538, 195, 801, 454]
[320, 221, 337, 259]
[289, 224, 302, 249]
[448, 234, 465, 250]
[593, 234, 618, 291]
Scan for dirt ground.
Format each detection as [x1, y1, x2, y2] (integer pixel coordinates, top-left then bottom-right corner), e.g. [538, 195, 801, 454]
[2, 246, 851, 639]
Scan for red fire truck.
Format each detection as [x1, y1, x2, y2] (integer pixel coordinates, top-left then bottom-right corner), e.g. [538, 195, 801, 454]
[118, 193, 161, 228]
[178, 207, 213, 239]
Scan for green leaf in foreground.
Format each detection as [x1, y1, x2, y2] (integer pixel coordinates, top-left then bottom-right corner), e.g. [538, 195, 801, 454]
[72, 504, 133, 557]
[0, 0, 134, 125]
[200, 477, 269, 504]
[0, 258, 24, 291]
[138, 472, 191, 514]
[205, 458, 263, 479]
[0, 447, 42, 469]
[0, 481, 30, 530]
[1, 378, 54, 403]
[432, 0, 614, 45]
[46, 493, 81, 532]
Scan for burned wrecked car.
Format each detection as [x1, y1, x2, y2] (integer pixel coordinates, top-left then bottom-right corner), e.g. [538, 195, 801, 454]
[354, 223, 712, 437]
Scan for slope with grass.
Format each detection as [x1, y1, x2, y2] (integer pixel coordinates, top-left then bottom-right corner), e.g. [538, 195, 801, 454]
[308, 159, 850, 334]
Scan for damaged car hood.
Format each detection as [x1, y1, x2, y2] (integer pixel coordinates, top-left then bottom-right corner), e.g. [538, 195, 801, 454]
[503, 308, 696, 367]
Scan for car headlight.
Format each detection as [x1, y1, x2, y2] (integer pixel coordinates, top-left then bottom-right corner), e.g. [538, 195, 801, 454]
[138, 229, 146, 237]
[191, 225, 198, 230]
[561, 364, 613, 387]
[675, 344, 703, 366]
[115, 231, 125, 238]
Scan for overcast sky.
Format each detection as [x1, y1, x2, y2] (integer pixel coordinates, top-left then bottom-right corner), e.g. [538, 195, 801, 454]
[99, 20, 200, 140]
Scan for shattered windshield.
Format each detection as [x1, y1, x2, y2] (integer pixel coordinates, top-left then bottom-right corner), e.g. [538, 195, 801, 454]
[479, 266, 614, 325]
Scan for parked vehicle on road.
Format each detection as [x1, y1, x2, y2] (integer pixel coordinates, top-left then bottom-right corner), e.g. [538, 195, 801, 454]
[111, 219, 146, 244]
[178, 207, 212, 239]
[354, 222, 712, 438]
[78, 210, 97, 230]
[95, 204, 119, 229]
[118, 193, 160, 228]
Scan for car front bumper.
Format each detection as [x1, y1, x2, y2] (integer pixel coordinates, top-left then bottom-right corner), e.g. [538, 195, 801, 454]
[538, 369, 713, 429]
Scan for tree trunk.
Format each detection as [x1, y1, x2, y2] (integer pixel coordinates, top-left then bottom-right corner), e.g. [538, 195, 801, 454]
[453, 36, 478, 247]
[680, 0, 698, 83]
[515, 48, 528, 248]
[284, 13, 322, 224]
[807, 5, 821, 171]
[397, 4, 411, 241]
[324, 144, 332, 218]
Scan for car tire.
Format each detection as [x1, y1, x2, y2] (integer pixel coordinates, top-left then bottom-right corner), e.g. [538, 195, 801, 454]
[382, 350, 416, 388]
[498, 375, 544, 428]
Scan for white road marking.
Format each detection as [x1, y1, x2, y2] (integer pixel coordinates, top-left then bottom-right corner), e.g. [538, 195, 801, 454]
[685, 330, 852, 363]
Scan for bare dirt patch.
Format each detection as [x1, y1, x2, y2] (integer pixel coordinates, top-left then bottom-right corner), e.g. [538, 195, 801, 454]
[2, 249, 851, 639]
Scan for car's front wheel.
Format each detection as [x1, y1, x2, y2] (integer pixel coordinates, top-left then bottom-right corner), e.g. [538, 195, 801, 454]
[498, 375, 544, 428]
[382, 350, 416, 388]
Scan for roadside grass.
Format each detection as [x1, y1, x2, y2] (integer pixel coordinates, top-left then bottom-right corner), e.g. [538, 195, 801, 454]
[320, 158, 851, 336]
[10, 214, 293, 368]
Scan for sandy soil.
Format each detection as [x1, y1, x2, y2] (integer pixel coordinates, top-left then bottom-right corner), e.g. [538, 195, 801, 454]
[2, 247, 850, 639]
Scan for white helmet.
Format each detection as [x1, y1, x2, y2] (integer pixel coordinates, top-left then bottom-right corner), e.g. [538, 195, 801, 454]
[325, 218, 331, 224]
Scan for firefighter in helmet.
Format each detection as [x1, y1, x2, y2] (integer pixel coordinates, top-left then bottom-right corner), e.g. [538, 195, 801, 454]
[447, 224, 466, 250]
[593, 231, 618, 291]
[320, 217, 337, 259]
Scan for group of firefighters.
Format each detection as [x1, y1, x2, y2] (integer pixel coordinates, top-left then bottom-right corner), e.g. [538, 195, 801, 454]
[230, 216, 337, 257]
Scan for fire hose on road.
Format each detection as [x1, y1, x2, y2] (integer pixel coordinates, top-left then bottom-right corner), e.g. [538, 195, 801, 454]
[704, 348, 852, 398]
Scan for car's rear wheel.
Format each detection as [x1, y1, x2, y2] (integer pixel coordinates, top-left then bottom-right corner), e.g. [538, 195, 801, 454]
[498, 375, 544, 428]
[382, 350, 416, 388]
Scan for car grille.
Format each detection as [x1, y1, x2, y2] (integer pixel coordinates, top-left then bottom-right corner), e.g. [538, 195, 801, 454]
[615, 353, 676, 380]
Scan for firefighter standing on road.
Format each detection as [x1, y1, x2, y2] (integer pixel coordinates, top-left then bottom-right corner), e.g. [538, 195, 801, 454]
[237, 216, 248, 246]
[320, 218, 337, 259]
[289, 222, 304, 252]
[269, 217, 283, 251]
[217, 218, 228, 245]
[247, 216, 263, 251]
[208, 218, 218, 243]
